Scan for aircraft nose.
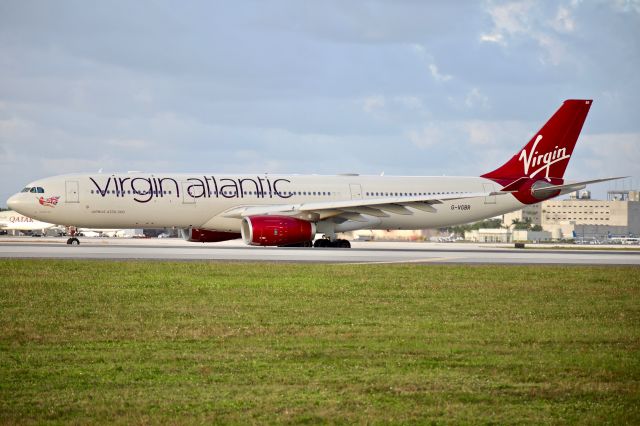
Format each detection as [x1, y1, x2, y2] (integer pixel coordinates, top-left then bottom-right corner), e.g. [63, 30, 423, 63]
[7, 194, 26, 213]
[7, 194, 18, 210]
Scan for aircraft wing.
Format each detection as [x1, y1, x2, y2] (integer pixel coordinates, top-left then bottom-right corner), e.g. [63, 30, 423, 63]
[221, 191, 502, 221]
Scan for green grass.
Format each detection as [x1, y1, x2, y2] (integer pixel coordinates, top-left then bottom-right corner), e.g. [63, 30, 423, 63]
[0, 260, 639, 424]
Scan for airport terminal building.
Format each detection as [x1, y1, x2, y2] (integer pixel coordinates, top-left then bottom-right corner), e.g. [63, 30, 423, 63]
[503, 190, 640, 241]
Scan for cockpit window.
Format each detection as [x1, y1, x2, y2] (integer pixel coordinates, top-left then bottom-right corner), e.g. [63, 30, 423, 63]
[30, 188, 37, 193]
[27, 187, 44, 193]
[37, 187, 44, 193]
[21, 187, 32, 193]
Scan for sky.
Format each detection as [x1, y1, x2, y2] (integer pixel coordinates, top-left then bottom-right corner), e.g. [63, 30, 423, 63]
[1, 0, 639, 204]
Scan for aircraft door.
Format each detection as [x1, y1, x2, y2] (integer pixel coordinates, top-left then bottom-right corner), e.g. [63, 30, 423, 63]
[482, 183, 496, 204]
[65, 180, 79, 203]
[349, 184, 362, 200]
[181, 181, 196, 204]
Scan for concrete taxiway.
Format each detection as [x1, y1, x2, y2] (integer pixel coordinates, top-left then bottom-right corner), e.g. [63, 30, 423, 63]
[1, 237, 639, 265]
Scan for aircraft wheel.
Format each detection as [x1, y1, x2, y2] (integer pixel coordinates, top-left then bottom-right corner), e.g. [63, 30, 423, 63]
[335, 239, 351, 248]
[314, 239, 329, 248]
[67, 237, 80, 245]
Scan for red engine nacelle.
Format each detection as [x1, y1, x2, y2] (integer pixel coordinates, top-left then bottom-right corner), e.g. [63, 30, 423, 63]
[182, 228, 241, 243]
[241, 216, 316, 246]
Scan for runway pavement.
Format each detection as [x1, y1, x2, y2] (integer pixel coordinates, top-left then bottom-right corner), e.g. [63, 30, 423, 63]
[1, 236, 639, 265]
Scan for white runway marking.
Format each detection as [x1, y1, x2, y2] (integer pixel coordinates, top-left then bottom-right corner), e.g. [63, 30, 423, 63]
[1, 237, 639, 265]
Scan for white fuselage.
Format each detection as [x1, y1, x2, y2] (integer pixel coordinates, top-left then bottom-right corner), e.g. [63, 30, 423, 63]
[8, 173, 526, 233]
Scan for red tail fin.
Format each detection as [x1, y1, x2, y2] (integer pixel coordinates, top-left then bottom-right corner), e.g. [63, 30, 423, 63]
[482, 99, 592, 182]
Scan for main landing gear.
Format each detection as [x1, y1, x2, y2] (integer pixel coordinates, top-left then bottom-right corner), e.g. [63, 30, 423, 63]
[280, 239, 350, 248]
[313, 238, 351, 248]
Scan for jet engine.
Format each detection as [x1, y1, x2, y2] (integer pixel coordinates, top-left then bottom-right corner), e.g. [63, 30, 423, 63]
[181, 228, 241, 243]
[241, 216, 316, 246]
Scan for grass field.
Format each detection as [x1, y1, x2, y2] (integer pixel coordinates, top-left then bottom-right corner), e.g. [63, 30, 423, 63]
[1, 260, 639, 424]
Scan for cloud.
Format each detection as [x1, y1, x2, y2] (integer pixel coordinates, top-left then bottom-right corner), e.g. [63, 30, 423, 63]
[106, 138, 151, 150]
[406, 119, 532, 149]
[465, 120, 522, 145]
[361, 95, 429, 124]
[479, 33, 504, 43]
[480, 0, 535, 45]
[479, 0, 574, 65]
[362, 95, 386, 113]
[551, 6, 576, 32]
[464, 88, 490, 109]
[409, 43, 454, 84]
[428, 63, 453, 82]
[609, 0, 640, 14]
[572, 132, 640, 181]
[0, 1, 638, 204]
[405, 124, 448, 148]
[393, 96, 424, 110]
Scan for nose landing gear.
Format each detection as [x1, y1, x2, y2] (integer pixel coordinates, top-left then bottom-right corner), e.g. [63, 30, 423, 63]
[66, 226, 80, 245]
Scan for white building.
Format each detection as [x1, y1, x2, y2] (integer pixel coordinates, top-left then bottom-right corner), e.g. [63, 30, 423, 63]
[503, 203, 542, 227]
[541, 199, 640, 239]
[512, 229, 552, 242]
[465, 228, 511, 243]
[502, 190, 640, 240]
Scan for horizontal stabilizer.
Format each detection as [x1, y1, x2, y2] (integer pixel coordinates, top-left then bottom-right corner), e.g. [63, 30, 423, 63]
[530, 176, 627, 195]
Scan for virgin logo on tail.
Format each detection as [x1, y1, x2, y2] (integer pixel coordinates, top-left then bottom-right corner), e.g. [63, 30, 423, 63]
[518, 135, 570, 179]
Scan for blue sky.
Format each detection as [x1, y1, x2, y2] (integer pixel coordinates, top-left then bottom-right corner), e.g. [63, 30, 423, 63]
[1, 0, 639, 204]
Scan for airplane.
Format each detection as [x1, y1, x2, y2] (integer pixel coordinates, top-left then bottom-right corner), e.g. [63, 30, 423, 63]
[0, 210, 129, 238]
[6, 99, 623, 247]
[0, 210, 57, 234]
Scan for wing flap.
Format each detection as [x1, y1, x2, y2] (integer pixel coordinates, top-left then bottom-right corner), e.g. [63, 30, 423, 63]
[400, 202, 438, 213]
[376, 204, 413, 215]
[337, 212, 369, 222]
[339, 206, 389, 217]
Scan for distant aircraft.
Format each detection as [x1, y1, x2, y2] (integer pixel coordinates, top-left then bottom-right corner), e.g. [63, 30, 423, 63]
[0, 210, 56, 233]
[7, 99, 623, 247]
[437, 233, 460, 243]
[0, 210, 127, 238]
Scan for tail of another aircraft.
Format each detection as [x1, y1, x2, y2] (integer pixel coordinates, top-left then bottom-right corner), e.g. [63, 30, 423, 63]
[482, 99, 592, 183]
